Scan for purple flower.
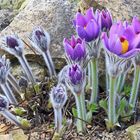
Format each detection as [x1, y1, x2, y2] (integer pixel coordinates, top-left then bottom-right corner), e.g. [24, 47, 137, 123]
[6, 36, 19, 49]
[73, 8, 100, 42]
[30, 27, 50, 53]
[0, 95, 9, 111]
[132, 17, 140, 34]
[102, 21, 140, 58]
[2, 35, 24, 56]
[63, 36, 86, 61]
[50, 84, 67, 109]
[97, 9, 112, 31]
[69, 64, 84, 85]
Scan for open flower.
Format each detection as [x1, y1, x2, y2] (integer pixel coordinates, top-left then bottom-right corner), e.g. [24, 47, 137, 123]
[102, 21, 140, 59]
[73, 8, 100, 42]
[96, 9, 112, 31]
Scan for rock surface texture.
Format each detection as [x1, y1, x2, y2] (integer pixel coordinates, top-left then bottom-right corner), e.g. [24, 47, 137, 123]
[0, 0, 77, 58]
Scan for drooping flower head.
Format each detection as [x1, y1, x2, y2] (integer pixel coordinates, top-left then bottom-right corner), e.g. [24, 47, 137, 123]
[73, 8, 100, 42]
[102, 21, 140, 58]
[0, 55, 10, 84]
[50, 84, 67, 109]
[63, 35, 86, 62]
[0, 95, 9, 111]
[2, 35, 24, 56]
[30, 26, 50, 53]
[96, 9, 113, 31]
[68, 64, 85, 94]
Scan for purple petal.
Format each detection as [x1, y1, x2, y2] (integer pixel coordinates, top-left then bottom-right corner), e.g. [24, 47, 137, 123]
[71, 35, 76, 48]
[85, 19, 100, 41]
[76, 26, 89, 41]
[132, 17, 140, 34]
[101, 32, 109, 50]
[76, 12, 87, 27]
[73, 43, 86, 60]
[108, 35, 122, 55]
[110, 21, 125, 36]
[85, 8, 94, 22]
[120, 48, 140, 58]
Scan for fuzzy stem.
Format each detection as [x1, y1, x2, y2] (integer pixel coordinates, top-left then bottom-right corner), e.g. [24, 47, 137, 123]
[18, 55, 36, 84]
[54, 108, 62, 133]
[75, 94, 85, 132]
[42, 51, 56, 77]
[1, 109, 21, 127]
[87, 62, 92, 87]
[80, 90, 86, 122]
[8, 73, 21, 94]
[90, 58, 98, 103]
[116, 73, 126, 94]
[129, 66, 140, 110]
[1, 82, 18, 105]
[108, 75, 117, 126]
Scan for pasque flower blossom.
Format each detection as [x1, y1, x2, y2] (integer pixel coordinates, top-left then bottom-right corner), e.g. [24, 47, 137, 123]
[96, 9, 112, 31]
[2, 35, 36, 84]
[0, 55, 18, 105]
[63, 36, 86, 61]
[50, 84, 67, 133]
[0, 95, 30, 129]
[102, 21, 140, 59]
[73, 8, 100, 42]
[63, 35, 90, 68]
[30, 27, 56, 77]
[102, 21, 140, 130]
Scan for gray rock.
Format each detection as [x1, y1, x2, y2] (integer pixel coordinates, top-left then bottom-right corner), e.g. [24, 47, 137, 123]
[0, 0, 77, 58]
[0, 9, 16, 31]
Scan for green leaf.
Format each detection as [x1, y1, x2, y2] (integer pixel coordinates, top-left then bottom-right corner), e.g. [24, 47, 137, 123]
[123, 85, 131, 97]
[86, 111, 92, 123]
[87, 102, 98, 113]
[33, 84, 40, 93]
[99, 99, 108, 113]
[72, 107, 77, 117]
[12, 107, 26, 116]
[117, 97, 127, 116]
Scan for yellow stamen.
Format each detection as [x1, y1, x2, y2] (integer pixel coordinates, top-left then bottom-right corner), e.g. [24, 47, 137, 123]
[120, 37, 129, 54]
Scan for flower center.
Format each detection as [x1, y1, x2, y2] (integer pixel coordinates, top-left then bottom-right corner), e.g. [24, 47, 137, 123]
[120, 37, 129, 54]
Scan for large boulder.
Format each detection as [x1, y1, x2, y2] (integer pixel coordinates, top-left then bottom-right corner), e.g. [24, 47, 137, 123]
[0, 0, 77, 58]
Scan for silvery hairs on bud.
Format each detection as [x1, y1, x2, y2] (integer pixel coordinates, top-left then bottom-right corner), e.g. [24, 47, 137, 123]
[30, 26, 56, 77]
[50, 83, 67, 109]
[30, 26, 50, 54]
[0, 55, 10, 84]
[2, 35, 24, 57]
[0, 95, 9, 111]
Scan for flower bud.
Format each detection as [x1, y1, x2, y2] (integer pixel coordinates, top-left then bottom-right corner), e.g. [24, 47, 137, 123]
[63, 36, 86, 62]
[30, 27, 50, 53]
[50, 84, 67, 109]
[3, 35, 24, 56]
[68, 64, 85, 94]
[0, 95, 9, 111]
